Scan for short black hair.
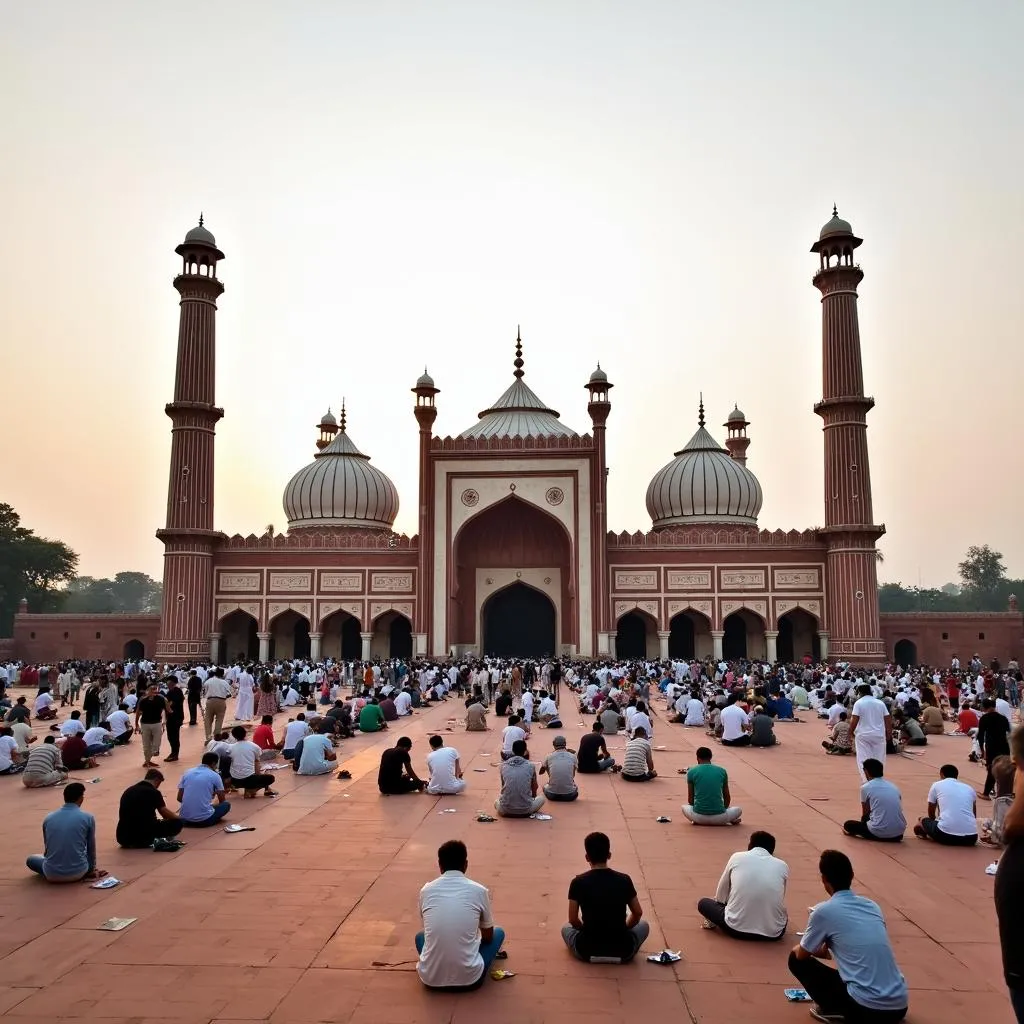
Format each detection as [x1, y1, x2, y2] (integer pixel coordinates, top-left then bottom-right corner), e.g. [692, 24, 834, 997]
[144, 768, 164, 783]
[438, 839, 468, 873]
[584, 831, 611, 863]
[396, 736, 413, 749]
[749, 830, 776, 854]
[201, 752, 220, 767]
[940, 763, 959, 779]
[64, 782, 85, 803]
[511, 739, 527, 756]
[696, 746, 712, 761]
[862, 758, 884, 778]
[231, 725, 247, 740]
[429, 735, 443, 749]
[819, 849, 854, 891]
[592, 721, 604, 732]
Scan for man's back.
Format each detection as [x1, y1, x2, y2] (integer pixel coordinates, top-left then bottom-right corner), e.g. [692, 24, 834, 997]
[498, 756, 535, 814]
[418, 870, 493, 988]
[577, 732, 605, 772]
[719, 848, 788, 937]
[42, 804, 94, 878]
[688, 762, 727, 816]
[861, 778, 906, 838]
[567, 866, 636, 959]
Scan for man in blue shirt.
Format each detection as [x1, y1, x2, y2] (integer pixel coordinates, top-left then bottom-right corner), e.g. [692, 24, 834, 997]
[789, 849, 908, 1022]
[27, 782, 105, 883]
[842, 759, 906, 842]
[177, 752, 232, 827]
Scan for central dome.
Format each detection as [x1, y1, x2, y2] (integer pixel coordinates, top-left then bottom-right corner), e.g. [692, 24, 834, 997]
[458, 329, 578, 440]
[283, 412, 399, 530]
[646, 405, 763, 528]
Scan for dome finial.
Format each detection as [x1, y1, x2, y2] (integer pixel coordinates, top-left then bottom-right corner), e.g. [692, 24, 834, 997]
[199, 212, 204, 227]
[513, 325, 524, 379]
[698, 392, 705, 428]
[340, 397, 347, 433]
[832, 203, 837, 218]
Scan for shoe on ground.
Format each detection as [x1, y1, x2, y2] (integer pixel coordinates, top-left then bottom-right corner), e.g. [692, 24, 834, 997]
[809, 1008, 846, 1023]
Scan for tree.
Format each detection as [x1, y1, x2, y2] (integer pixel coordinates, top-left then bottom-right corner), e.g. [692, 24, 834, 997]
[958, 544, 1007, 594]
[62, 572, 162, 614]
[0, 503, 79, 634]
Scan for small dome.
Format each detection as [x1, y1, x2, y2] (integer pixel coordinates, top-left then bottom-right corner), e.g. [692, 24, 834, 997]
[589, 363, 608, 384]
[319, 408, 337, 427]
[184, 219, 216, 246]
[646, 407, 763, 528]
[819, 208, 853, 240]
[283, 423, 399, 530]
[416, 369, 435, 388]
[727, 405, 746, 423]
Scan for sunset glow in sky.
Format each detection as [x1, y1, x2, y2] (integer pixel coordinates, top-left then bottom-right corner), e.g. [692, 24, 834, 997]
[2, 2, 1022, 588]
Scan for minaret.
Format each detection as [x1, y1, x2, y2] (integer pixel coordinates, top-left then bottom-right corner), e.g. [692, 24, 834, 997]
[155, 217, 226, 662]
[586, 363, 613, 655]
[724, 405, 750, 466]
[412, 367, 439, 657]
[316, 407, 339, 451]
[811, 207, 885, 664]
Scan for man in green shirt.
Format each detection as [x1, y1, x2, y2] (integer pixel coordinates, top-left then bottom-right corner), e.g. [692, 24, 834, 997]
[358, 699, 388, 734]
[682, 747, 742, 825]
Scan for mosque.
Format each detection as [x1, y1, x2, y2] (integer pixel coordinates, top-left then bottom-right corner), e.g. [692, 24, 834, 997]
[149, 208, 889, 668]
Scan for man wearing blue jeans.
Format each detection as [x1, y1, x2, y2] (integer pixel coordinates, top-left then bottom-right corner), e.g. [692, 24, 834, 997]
[416, 840, 505, 990]
[177, 752, 232, 828]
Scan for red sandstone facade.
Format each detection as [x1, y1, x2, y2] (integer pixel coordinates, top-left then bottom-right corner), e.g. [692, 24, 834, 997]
[9, 211, 1021, 667]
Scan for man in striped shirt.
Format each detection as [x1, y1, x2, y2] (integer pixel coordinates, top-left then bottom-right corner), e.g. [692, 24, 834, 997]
[620, 727, 656, 782]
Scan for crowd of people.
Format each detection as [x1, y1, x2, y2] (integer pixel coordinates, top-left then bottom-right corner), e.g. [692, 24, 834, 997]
[3, 648, 1024, 1021]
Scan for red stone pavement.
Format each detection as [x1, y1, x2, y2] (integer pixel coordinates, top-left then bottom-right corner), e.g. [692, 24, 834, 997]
[0, 696, 1013, 1023]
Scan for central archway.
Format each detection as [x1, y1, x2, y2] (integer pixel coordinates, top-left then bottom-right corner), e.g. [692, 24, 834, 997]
[894, 638, 917, 667]
[482, 583, 556, 658]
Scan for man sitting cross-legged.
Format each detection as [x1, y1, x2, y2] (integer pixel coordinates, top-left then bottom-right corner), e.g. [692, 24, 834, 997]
[682, 747, 742, 825]
[620, 726, 657, 782]
[842, 758, 906, 842]
[27, 782, 107, 883]
[416, 840, 505, 990]
[378, 736, 426, 794]
[697, 830, 788, 940]
[577, 721, 618, 774]
[496, 739, 544, 817]
[426, 735, 465, 795]
[562, 831, 649, 963]
[539, 735, 578, 801]
[116, 768, 184, 848]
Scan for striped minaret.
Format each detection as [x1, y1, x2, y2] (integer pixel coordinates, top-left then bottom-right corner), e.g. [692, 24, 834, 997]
[812, 207, 885, 665]
[155, 217, 225, 662]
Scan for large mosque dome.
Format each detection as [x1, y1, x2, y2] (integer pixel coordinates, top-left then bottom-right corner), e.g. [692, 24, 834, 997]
[646, 404, 763, 528]
[283, 411, 399, 530]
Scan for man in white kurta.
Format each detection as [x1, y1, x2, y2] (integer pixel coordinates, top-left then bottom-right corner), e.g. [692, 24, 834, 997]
[850, 683, 892, 783]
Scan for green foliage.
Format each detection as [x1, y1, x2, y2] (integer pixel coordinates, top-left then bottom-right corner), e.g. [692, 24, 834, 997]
[0, 503, 79, 634]
[62, 572, 162, 614]
[958, 544, 1008, 594]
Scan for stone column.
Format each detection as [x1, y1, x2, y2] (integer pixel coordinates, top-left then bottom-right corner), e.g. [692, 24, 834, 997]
[360, 632, 373, 662]
[712, 630, 729, 663]
[657, 630, 670, 662]
[819, 631, 830, 659]
[257, 632, 271, 664]
[208, 633, 220, 664]
[414, 633, 428, 657]
[309, 632, 322, 662]
[597, 632, 611, 657]
[765, 630, 779, 664]
[711, 630, 724, 661]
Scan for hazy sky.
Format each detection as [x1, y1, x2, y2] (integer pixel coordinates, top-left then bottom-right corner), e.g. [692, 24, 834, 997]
[2, 1, 1022, 589]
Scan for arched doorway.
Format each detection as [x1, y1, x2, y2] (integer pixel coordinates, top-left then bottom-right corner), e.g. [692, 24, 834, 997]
[123, 639, 145, 661]
[452, 496, 571, 653]
[723, 609, 766, 661]
[615, 610, 656, 660]
[321, 610, 362, 661]
[777, 609, 820, 664]
[219, 610, 258, 663]
[483, 583, 556, 657]
[371, 611, 413, 660]
[894, 639, 917, 667]
[668, 611, 713, 660]
[269, 609, 311, 661]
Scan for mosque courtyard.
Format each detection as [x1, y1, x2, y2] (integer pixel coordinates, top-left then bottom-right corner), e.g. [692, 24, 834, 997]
[0, 695, 1013, 1024]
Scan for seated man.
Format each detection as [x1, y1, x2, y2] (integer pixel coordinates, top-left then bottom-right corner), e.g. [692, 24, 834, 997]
[228, 726, 280, 793]
[774, 692, 796, 721]
[33, 689, 58, 721]
[913, 763, 978, 846]
[27, 782, 106, 882]
[378, 736, 426, 794]
[394, 687, 413, 718]
[0, 725, 26, 775]
[296, 730, 337, 776]
[6, 696, 31, 724]
[82, 723, 115, 757]
[59, 732, 97, 772]
[500, 714, 527, 761]
[719, 697, 751, 747]
[416, 839, 505, 990]
[22, 736, 69, 789]
[749, 707, 780, 748]
[465, 697, 488, 732]
[495, 739, 544, 817]
[563, 831, 649, 963]
[177, 752, 232, 827]
[821, 711, 853, 755]
[116, 768, 184, 847]
[599, 702, 623, 736]
[788, 850, 908, 1023]
[682, 747, 742, 825]
[106, 705, 135, 745]
[537, 690, 561, 727]
[426, 735, 465, 795]
[540, 735, 578, 801]
[620, 727, 657, 782]
[253, 715, 283, 759]
[683, 693, 706, 727]
[697, 831, 789, 940]
[842, 758, 906, 842]
[577, 721, 617, 774]
[358, 698, 388, 733]
[59, 710, 86, 740]
[896, 710, 927, 749]
[281, 714, 309, 759]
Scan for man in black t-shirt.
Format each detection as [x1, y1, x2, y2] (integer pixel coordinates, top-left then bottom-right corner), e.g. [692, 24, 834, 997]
[563, 831, 649, 962]
[576, 722, 617, 774]
[164, 677, 186, 763]
[134, 684, 169, 769]
[378, 737, 426, 794]
[978, 699, 1011, 799]
[186, 673, 202, 726]
[116, 769, 184, 848]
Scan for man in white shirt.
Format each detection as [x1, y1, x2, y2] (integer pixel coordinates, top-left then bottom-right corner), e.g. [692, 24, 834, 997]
[228, 726, 277, 796]
[33, 690, 58, 721]
[106, 707, 134, 744]
[537, 691, 559, 725]
[995, 695, 1014, 728]
[720, 698, 751, 747]
[849, 683, 892, 782]
[521, 690, 534, 724]
[416, 840, 504, 990]
[59, 712, 86, 738]
[282, 715, 310, 759]
[425, 735, 465, 795]
[501, 715, 527, 761]
[697, 831, 789, 940]
[913, 764, 978, 846]
[684, 695, 706, 727]
[394, 688, 413, 717]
